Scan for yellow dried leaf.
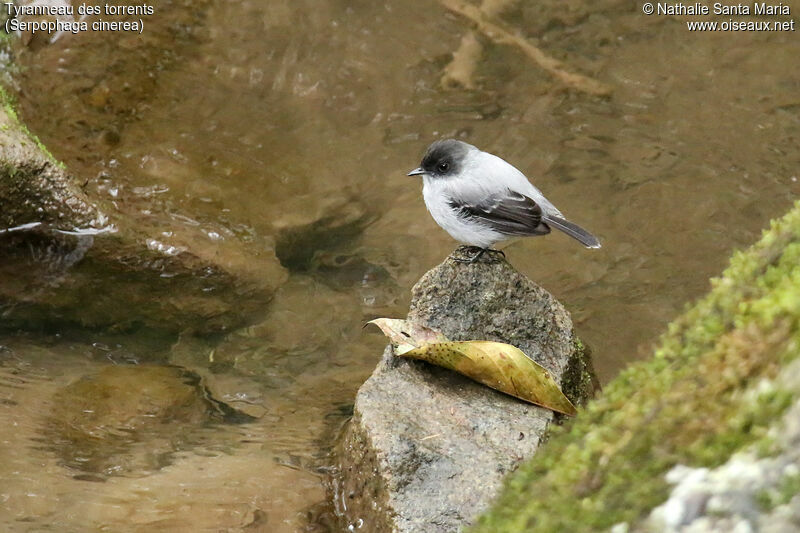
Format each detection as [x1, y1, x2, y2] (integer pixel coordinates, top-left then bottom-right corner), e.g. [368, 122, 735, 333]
[403, 341, 576, 416]
[366, 318, 576, 415]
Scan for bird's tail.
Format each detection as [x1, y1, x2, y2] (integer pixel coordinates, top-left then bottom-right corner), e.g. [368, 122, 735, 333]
[543, 215, 601, 249]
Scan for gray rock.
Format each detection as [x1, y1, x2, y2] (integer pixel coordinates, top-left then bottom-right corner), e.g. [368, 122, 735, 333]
[335, 248, 597, 532]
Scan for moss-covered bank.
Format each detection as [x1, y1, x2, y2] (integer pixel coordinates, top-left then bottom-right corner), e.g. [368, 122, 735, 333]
[473, 200, 800, 531]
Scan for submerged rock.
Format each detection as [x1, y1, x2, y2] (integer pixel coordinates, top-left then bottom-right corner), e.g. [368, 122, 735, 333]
[46, 364, 252, 479]
[273, 196, 375, 273]
[334, 248, 597, 532]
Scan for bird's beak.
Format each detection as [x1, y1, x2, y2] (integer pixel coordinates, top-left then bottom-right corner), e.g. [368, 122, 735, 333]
[407, 167, 426, 177]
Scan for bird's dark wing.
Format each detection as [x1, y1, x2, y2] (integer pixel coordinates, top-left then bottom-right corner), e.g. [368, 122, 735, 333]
[448, 190, 551, 236]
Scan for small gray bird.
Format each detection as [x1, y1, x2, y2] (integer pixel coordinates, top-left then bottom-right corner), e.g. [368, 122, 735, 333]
[408, 139, 601, 262]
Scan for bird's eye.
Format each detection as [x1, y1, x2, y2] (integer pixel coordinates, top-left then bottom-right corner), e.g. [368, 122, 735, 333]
[437, 161, 450, 172]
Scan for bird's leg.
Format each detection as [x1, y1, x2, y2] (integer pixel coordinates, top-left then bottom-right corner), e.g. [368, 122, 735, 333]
[453, 246, 505, 263]
[453, 246, 483, 263]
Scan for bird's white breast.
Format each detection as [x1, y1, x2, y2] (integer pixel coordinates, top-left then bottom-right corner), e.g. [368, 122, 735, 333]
[421, 174, 503, 248]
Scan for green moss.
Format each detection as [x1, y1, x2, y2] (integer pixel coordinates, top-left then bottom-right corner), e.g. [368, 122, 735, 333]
[757, 472, 800, 511]
[0, 83, 65, 168]
[559, 336, 598, 408]
[0, 83, 18, 121]
[473, 201, 800, 532]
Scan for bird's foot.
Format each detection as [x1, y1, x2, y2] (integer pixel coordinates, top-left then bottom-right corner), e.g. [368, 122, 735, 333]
[453, 246, 505, 264]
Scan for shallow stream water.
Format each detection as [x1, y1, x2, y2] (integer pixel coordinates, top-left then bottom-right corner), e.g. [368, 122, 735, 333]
[2, 0, 799, 530]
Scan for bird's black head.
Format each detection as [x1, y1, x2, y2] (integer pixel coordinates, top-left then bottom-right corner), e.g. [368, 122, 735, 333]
[408, 139, 471, 178]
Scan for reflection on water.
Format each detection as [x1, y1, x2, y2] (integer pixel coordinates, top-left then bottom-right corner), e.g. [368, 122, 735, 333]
[3, 0, 800, 530]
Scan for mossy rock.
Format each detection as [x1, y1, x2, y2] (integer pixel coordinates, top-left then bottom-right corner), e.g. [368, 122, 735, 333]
[0, 89, 286, 336]
[0, 86, 100, 229]
[473, 201, 800, 531]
